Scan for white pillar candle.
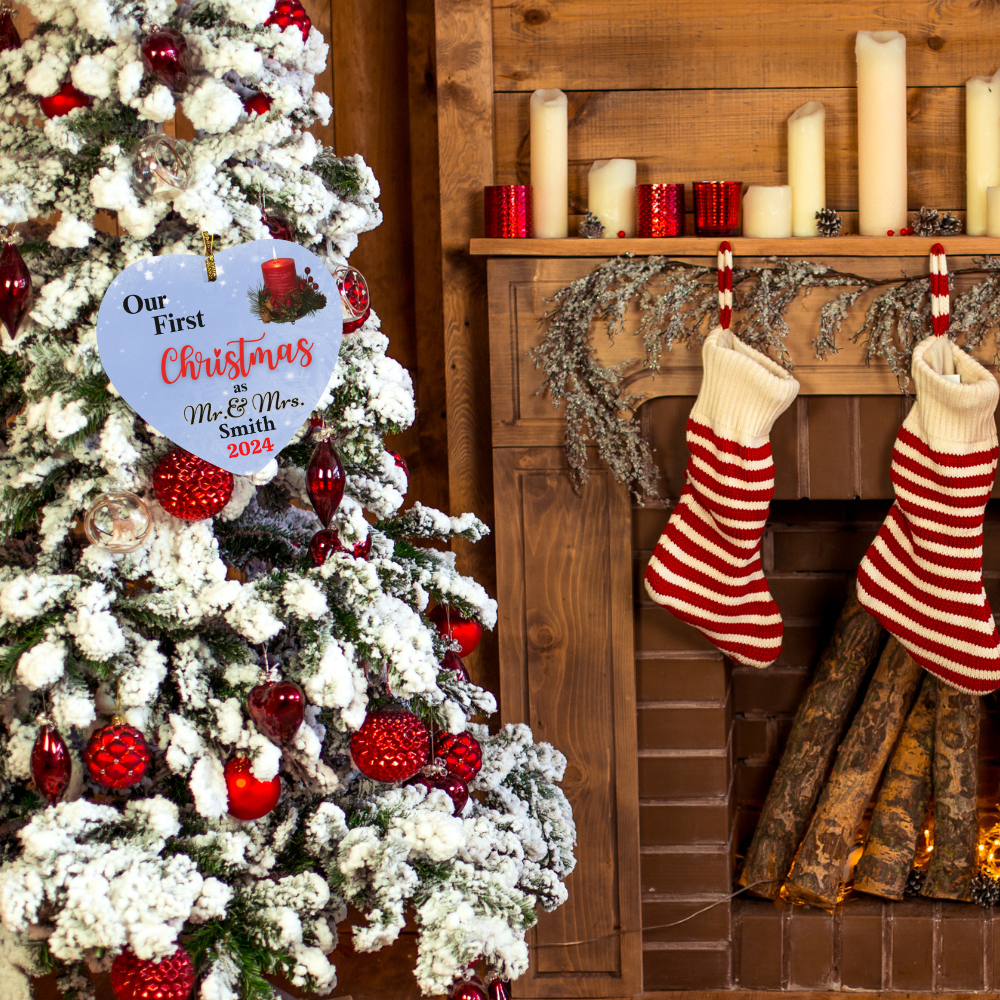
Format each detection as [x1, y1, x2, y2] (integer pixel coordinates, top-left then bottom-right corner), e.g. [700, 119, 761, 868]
[966, 70, 1000, 235]
[987, 186, 1000, 236]
[530, 88, 568, 239]
[588, 159, 637, 238]
[788, 101, 826, 236]
[742, 185, 793, 238]
[856, 31, 908, 236]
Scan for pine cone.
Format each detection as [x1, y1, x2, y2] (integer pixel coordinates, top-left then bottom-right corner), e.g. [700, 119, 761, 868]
[815, 207, 842, 237]
[911, 206, 940, 237]
[937, 211, 963, 235]
[578, 211, 604, 239]
[904, 867, 927, 897]
[970, 872, 1000, 907]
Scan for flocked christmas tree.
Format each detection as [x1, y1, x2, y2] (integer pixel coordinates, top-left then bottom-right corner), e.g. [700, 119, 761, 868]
[0, 2, 576, 999]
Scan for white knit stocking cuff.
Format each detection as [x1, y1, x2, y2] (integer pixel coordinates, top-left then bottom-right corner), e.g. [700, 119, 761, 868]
[907, 336, 999, 450]
[690, 327, 800, 444]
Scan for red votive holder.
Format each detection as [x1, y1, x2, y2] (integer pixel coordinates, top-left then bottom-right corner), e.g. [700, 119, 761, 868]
[637, 184, 685, 237]
[693, 181, 742, 236]
[484, 185, 532, 238]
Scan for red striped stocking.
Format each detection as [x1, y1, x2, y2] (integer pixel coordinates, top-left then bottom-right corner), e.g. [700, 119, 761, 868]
[857, 246, 1000, 693]
[644, 245, 800, 669]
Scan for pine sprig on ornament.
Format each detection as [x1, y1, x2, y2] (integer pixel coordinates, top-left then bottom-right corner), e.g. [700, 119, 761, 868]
[247, 276, 327, 325]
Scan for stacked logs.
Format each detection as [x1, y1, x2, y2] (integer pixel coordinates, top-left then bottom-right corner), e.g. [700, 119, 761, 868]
[739, 583, 982, 909]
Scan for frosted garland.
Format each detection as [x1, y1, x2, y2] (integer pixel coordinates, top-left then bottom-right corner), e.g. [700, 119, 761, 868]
[0, 2, 576, 997]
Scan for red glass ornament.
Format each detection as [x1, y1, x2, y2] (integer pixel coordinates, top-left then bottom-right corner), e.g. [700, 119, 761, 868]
[352, 534, 372, 559]
[83, 722, 151, 789]
[488, 979, 512, 1000]
[450, 976, 488, 1000]
[110, 946, 194, 1000]
[0, 9, 21, 52]
[350, 709, 429, 782]
[225, 756, 281, 820]
[140, 28, 189, 93]
[435, 730, 482, 782]
[248, 680, 305, 744]
[243, 92, 272, 117]
[430, 606, 482, 658]
[306, 439, 346, 526]
[31, 725, 70, 804]
[441, 649, 470, 682]
[692, 181, 742, 236]
[335, 266, 370, 333]
[0, 239, 32, 339]
[265, 0, 312, 41]
[411, 766, 469, 815]
[637, 183, 684, 238]
[263, 211, 293, 241]
[388, 450, 409, 487]
[39, 81, 90, 119]
[484, 185, 532, 238]
[154, 449, 234, 521]
[309, 527, 343, 566]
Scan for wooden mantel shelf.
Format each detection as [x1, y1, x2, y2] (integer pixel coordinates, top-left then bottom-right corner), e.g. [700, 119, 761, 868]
[470, 235, 1000, 257]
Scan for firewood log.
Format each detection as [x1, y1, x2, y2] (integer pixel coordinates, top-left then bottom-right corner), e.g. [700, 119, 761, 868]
[922, 680, 980, 901]
[853, 674, 936, 899]
[739, 584, 884, 898]
[782, 637, 923, 909]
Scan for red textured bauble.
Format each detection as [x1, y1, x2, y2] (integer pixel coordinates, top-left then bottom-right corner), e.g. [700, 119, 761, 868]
[388, 450, 409, 487]
[411, 767, 469, 815]
[450, 976, 488, 1000]
[225, 756, 281, 820]
[309, 528, 343, 566]
[264, 0, 312, 41]
[488, 979, 512, 1000]
[140, 28, 189, 93]
[306, 439, 346, 527]
[0, 10, 21, 53]
[435, 731, 482, 782]
[243, 92, 272, 117]
[248, 680, 305, 744]
[335, 266, 370, 333]
[83, 723, 152, 789]
[350, 709, 429, 782]
[110, 946, 195, 1000]
[153, 449, 234, 520]
[39, 81, 90, 119]
[31, 725, 71, 804]
[441, 649, 470, 682]
[262, 211, 293, 240]
[0, 239, 33, 339]
[352, 534, 372, 559]
[430, 606, 483, 658]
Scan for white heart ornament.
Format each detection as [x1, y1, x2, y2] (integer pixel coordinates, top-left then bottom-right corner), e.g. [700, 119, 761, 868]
[96, 239, 343, 475]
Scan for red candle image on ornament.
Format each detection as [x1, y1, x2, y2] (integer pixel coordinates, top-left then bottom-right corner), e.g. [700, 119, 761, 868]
[250, 250, 328, 325]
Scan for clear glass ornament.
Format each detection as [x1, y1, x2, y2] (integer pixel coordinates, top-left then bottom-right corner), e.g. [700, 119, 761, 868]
[83, 490, 152, 552]
[131, 133, 191, 201]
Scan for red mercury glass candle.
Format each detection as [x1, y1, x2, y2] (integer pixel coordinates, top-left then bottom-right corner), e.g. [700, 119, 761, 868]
[484, 185, 532, 238]
[261, 256, 297, 296]
[637, 184, 685, 237]
[693, 181, 742, 236]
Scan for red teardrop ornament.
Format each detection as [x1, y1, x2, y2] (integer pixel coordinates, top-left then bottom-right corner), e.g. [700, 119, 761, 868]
[430, 606, 483, 658]
[31, 725, 71, 804]
[450, 976, 488, 1000]
[306, 439, 345, 526]
[225, 756, 281, 820]
[0, 10, 21, 52]
[335, 266, 370, 333]
[140, 28, 189, 92]
[411, 766, 469, 815]
[110, 946, 194, 1000]
[248, 680, 305, 744]
[350, 709, 429, 782]
[83, 722, 152, 789]
[264, 0, 312, 41]
[435, 730, 482, 782]
[488, 979, 512, 1000]
[309, 528, 343, 566]
[441, 649, 470, 682]
[154, 448, 234, 520]
[39, 81, 90, 119]
[0, 239, 32, 339]
[244, 92, 272, 116]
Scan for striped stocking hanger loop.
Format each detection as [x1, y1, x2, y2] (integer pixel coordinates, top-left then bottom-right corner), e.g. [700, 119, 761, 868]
[717, 241, 733, 330]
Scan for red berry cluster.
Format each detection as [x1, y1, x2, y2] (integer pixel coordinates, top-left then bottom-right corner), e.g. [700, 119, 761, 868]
[887, 228, 914, 236]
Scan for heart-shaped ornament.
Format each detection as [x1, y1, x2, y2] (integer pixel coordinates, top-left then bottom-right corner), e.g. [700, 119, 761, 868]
[96, 239, 343, 475]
